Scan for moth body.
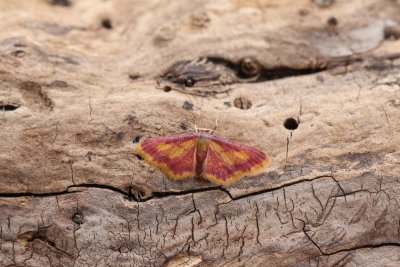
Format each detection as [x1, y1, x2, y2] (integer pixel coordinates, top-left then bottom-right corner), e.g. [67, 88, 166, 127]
[194, 134, 209, 177]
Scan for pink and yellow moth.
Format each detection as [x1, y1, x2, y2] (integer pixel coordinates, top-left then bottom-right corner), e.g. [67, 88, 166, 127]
[135, 131, 270, 185]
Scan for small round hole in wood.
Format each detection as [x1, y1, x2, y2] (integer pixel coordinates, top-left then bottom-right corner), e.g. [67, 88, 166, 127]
[72, 213, 84, 225]
[133, 136, 142, 143]
[284, 118, 299, 130]
[101, 18, 112, 29]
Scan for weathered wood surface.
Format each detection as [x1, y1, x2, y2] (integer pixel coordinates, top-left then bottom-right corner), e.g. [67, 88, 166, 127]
[1, 0, 400, 266]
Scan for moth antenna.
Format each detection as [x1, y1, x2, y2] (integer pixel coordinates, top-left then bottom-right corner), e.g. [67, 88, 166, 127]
[211, 119, 219, 135]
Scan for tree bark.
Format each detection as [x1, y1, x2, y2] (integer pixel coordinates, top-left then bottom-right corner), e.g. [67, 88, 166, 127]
[1, 0, 400, 266]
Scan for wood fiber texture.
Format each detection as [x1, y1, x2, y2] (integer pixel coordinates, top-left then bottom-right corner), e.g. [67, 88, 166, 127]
[0, 0, 400, 266]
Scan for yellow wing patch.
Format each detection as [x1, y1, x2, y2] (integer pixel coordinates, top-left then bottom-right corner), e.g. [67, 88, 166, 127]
[166, 139, 196, 159]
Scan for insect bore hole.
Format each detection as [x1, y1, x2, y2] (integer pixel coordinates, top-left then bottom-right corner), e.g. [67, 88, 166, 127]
[163, 86, 172, 92]
[284, 118, 299, 130]
[72, 213, 84, 225]
[0, 104, 19, 111]
[101, 18, 113, 29]
[185, 78, 195, 87]
[132, 136, 142, 143]
[327, 16, 338, 26]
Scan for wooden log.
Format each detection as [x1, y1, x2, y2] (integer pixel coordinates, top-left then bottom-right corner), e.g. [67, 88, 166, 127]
[0, 0, 399, 266]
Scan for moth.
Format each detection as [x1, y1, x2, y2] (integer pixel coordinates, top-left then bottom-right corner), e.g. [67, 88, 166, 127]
[135, 130, 270, 185]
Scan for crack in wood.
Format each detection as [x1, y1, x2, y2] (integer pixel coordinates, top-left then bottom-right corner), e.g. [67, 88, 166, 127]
[0, 174, 336, 203]
[254, 202, 261, 246]
[298, 217, 400, 257]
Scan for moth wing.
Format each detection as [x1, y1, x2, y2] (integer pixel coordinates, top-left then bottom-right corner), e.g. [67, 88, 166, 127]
[203, 136, 270, 185]
[136, 133, 198, 180]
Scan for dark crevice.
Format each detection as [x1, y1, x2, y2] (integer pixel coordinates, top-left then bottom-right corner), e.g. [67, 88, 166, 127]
[72, 183, 128, 195]
[257, 67, 327, 81]
[144, 186, 222, 201]
[0, 104, 19, 111]
[206, 57, 326, 82]
[158, 53, 400, 98]
[134, 153, 144, 160]
[0, 190, 75, 198]
[51, 0, 71, 7]
[118, 174, 333, 202]
[300, 219, 323, 255]
[0, 183, 222, 203]
[324, 242, 400, 255]
[0, 183, 129, 199]
[225, 175, 334, 201]
[0, 175, 335, 202]
[159, 56, 327, 95]
[132, 136, 142, 143]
